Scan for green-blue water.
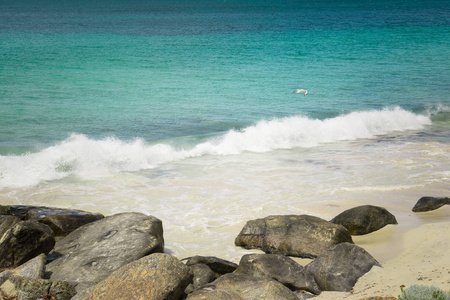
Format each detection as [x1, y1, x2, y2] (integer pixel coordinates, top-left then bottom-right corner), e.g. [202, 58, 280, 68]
[0, 0, 449, 260]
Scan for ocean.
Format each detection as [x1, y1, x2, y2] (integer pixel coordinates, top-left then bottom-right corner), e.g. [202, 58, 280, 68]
[1, 0, 449, 261]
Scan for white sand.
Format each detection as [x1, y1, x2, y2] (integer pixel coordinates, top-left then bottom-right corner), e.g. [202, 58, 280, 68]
[313, 218, 450, 299]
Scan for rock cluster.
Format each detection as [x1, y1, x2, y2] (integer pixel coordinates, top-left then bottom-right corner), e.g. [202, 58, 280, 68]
[0, 197, 444, 299]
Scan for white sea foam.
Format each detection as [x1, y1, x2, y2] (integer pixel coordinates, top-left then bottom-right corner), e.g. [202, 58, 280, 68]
[0, 107, 432, 188]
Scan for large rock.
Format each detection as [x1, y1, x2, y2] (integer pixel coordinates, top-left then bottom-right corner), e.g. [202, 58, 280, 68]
[0, 205, 104, 236]
[235, 215, 353, 258]
[412, 197, 450, 212]
[186, 273, 298, 300]
[25, 207, 104, 236]
[330, 205, 397, 235]
[9, 275, 76, 300]
[306, 243, 381, 292]
[46, 212, 164, 289]
[83, 253, 192, 300]
[182, 255, 238, 277]
[235, 254, 321, 295]
[0, 220, 55, 268]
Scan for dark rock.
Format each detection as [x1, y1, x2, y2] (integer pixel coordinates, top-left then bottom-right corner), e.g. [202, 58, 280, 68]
[186, 273, 298, 300]
[0, 220, 55, 268]
[182, 255, 238, 277]
[0, 215, 22, 238]
[26, 207, 104, 236]
[0, 205, 104, 236]
[189, 263, 216, 291]
[330, 205, 397, 235]
[9, 275, 76, 300]
[412, 197, 450, 212]
[306, 243, 381, 292]
[235, 215, 353, 259]
[83, 253, 192, 300]
[46, 212, 164, 291]
[235, 254, 321, 295]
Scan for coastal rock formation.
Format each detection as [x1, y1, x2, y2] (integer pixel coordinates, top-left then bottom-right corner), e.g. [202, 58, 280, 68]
[83, 253, 192, 300]
[235, 253, 321, 295]
[235, 215, 353, 258]
[0, 220, 55, 268]
[412, 196, 450, 212]
[9, 275, 76, 300]
[46, 212, 164, 292]
[306, 242, 381, 292]
[182, 255, 238, 277]
[330, 205, 397, 235]
[186, 273, 299, 300]
[0, 205, 104, 236]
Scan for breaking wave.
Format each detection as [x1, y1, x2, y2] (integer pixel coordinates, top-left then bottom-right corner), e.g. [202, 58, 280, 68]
[0, 107, 433, 188]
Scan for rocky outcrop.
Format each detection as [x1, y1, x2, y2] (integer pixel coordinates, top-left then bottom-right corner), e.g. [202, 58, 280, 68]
[185, 263, 216, 293]
[306, 243, 381, 292]
[0, 220, 55, 268]
[330, 205, 397, 235]
[235, 215, 353, 258]
[186, 273, 299, 300]
[83, 253, 192, 300]
[0, 215, 22, 238]
[235, 253, 321, 295]
[46, 212, 164, 292]
[412, 197, 450, 212]
[0, 205, 104, 236]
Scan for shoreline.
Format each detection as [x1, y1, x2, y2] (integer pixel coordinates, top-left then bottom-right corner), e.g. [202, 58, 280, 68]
[313, 207, 450, 299]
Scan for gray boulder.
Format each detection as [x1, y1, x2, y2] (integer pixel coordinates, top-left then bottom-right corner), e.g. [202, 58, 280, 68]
[0, 220, 55, 268]
[412, 197, 450, 212]
[186, 273, 298, 300]
[83, 253, 192, 300]
[306, 243, 381, 292]
[235, 254, 321, 295]
[9, 275, 76, 300]
[46, 212, 164, 290]
[182, 255, 238, 277]
[235, 215, 353, 258]
[330, 205, 397, 235]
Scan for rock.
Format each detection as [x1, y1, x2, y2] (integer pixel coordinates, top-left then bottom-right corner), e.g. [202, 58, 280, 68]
[235, 215, 353, 258]
[46, 212, 164, 290]
[182, 256, 238, 277]
[306, 243, 381, 292]
[0, 215, 22, 238]
[330, 205, 397, 235]
[83, 253, 192, 300]
[186, 273, 298, 300]
[412, 196, 450, 212]
[25, 207, 104, 236]
[0, 205, 104, 236]
[9, 275, 76, 300]
[235, 254, 321, 295]
[0, 220, 55, 268]
[188, 263, 216, 292]
[0, 254, 47, 300]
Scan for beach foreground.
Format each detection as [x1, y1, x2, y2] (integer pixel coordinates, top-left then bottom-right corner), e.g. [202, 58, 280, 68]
[315, 218, 450, 299]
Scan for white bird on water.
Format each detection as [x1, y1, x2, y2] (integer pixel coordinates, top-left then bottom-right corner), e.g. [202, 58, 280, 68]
[293, 89, 308, 96]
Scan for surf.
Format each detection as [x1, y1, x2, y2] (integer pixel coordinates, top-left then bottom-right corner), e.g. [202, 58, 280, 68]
[0, 107, 434, 188]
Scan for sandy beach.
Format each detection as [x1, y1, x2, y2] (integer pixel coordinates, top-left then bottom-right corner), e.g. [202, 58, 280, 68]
[311, 206, 450, 299]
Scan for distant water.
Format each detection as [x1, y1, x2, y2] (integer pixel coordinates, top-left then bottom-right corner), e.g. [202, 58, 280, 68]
[1, 0, 449, 261]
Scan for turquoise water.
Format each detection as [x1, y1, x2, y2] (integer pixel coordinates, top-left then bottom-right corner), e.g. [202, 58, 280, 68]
[0, 0, 449, 260]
